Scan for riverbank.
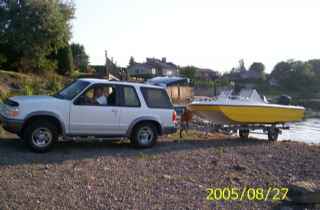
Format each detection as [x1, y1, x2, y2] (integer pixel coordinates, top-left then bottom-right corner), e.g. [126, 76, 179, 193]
[0, 131, 319, 210]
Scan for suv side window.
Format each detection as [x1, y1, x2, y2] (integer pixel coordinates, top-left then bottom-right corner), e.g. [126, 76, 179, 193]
[121, 86, 140, 107]
[140, 87, 173, 109]
[74, 84, 117, 106]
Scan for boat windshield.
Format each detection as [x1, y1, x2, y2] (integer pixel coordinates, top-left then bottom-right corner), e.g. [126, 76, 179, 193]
[219, 89, 266, 103]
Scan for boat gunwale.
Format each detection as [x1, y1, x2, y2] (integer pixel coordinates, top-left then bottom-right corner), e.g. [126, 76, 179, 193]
[188, 103, 305, 110]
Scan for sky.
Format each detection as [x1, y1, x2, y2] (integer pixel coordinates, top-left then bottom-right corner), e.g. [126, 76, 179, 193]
[72, 0, 320, 73]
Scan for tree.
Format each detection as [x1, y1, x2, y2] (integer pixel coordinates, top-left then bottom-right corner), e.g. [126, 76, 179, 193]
[249, 62, 266, 80]
[0, 0, 75, 72]
[238, 59, 246, 72]
[179, 66, 196, 81]
[306, 59, 320, 75]
[128, 56, 135, 67]
[270, 61, 292, 82]
[57, 45, 73, 75]
[71, 43, 89, 72]
[270, 60, 317, 96]
[0, 53, 6, 67]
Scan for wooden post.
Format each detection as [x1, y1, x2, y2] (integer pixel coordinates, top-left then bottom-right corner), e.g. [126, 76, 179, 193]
[214, 79, 217, 97]
[105, 50, 110, 80]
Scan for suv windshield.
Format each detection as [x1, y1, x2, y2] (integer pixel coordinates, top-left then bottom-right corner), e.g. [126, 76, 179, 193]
[54, 80, 90, 100]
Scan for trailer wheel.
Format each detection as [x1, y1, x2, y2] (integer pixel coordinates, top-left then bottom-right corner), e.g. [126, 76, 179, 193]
[268, 127, 279, 141]
[239, 129, 249, 139]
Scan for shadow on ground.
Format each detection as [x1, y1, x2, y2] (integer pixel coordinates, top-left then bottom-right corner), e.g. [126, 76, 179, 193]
[0, 136, 269, 166]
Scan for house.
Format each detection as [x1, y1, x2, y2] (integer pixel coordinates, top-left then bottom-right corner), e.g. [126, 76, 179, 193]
[194, 68, 220, 80]
[127, 57, 179, 80]
[227, 68, 265, 83]
[239, 69, 263, 80]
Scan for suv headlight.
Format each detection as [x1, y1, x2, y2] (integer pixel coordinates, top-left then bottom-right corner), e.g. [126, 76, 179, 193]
[3, 105, 20, 118]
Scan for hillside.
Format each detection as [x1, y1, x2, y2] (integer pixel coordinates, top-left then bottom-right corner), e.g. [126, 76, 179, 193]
[0, 70, 69, 103]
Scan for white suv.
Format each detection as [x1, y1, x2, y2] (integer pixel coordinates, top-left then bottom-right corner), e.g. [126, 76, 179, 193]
[0, 79, 177, 152]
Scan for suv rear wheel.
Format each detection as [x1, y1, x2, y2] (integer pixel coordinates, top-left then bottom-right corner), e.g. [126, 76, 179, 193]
[23, 120, 58, 153]
[131, 123, 158, 148]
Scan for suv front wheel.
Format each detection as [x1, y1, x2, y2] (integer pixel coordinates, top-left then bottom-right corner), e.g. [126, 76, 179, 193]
[131, 123, 158, 148]
[23, 120, 58, 153]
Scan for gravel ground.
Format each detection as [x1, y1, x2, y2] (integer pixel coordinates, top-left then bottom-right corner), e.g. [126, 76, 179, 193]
[0, 131, 320, 210]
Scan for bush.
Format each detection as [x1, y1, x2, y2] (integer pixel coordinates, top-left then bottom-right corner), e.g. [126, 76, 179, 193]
[57, 45, 74, 75]
[23, 83, 34, 96]
[46, 75, 63, 94]
[70, 70, 80, 79]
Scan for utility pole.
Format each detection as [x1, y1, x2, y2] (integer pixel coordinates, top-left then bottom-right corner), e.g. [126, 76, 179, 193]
[105, 50, 110, 80]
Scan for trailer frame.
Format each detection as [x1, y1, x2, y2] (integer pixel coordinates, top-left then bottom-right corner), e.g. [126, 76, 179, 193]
[213, 123, 290, 141]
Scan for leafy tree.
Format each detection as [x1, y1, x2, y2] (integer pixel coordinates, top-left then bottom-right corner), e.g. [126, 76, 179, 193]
[57, 45, 73, 75]
[249, 62, 265, 73]
[249, 62, 266, 80]
[306, 59, 320, 75]
[270, 60, 318, 96]
[0, 53, 6, 67]
[270, 61, 292, 82]
[179, 66, 196, 81]
[71, 43, 89, 72]
[0, 0, 75, 72]
[128, 56, 135, 67]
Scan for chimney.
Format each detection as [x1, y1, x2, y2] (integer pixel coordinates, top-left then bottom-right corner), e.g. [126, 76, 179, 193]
[162, 57, 167, 63]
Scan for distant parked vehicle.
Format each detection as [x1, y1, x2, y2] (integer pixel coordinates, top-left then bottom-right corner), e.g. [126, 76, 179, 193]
[0, 79, 177, 152]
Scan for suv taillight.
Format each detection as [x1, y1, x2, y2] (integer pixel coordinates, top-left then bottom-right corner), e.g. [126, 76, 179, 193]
[172, 111, 177, 123]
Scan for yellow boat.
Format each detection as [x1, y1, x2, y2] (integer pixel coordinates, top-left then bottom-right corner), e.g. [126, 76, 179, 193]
[188, 89, 305, 125]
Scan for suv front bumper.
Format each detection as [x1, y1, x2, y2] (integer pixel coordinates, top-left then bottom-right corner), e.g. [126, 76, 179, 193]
[162, 126, 177, 135]
[0, 113, 23, 134]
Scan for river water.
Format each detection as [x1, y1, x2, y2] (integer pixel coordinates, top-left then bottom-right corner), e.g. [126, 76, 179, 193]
[250, 118, 320, 144]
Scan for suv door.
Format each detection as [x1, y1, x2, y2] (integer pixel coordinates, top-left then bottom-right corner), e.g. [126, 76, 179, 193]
[69, 84, 122, 136]
[116, 85, 142, 134]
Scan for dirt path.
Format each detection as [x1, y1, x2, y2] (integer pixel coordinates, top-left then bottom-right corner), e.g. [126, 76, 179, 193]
[0, 134, 319, 210]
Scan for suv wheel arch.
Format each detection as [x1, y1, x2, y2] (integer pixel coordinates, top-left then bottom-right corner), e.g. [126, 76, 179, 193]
[22, 114, 64, 137]
[128, 119, 162, 137]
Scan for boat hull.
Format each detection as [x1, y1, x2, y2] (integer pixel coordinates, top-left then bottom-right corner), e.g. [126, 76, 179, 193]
[188, 104, 305, 124]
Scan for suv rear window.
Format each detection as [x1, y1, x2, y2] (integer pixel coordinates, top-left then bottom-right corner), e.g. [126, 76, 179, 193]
[141, 87, 173, 109]
[122, 86, 140, 107]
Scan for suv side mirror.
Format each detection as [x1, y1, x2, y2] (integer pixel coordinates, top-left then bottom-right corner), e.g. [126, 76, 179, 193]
[74, 95, 86, 105]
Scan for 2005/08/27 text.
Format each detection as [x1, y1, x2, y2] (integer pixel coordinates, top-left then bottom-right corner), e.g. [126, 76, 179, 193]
[207, 187, 288, 201]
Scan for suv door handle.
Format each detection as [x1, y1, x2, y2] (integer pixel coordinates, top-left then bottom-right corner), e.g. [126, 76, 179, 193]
[111, 109, 118, 113]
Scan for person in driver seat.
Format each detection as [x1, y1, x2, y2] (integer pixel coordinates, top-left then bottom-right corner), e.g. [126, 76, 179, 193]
[93, 87, 108, 105]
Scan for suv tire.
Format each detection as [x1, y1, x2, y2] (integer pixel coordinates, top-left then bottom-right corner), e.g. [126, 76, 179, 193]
[23, 120, 58, 153]
[131, 123, 158, 148]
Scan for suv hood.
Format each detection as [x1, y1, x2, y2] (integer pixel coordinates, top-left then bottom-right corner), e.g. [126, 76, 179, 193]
[10, 95, 56, 103]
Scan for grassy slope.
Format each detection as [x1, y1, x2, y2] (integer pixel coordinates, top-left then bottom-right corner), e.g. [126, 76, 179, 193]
[0, 70, 69, 136]
[0, 70, 69, 102]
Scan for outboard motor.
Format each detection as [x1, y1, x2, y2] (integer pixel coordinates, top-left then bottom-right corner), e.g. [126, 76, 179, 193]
[277, 95, 292, 105]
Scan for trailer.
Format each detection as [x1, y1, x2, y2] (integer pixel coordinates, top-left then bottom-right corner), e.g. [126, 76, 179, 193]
[213, 123, 290, 141]
[174, 105, 290, 141]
